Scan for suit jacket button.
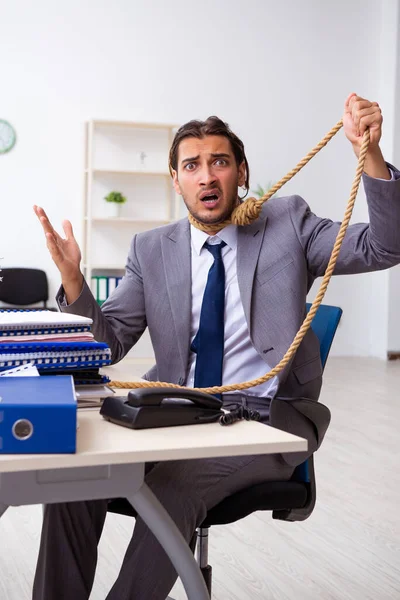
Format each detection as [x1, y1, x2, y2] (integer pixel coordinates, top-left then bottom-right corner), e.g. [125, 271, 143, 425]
[178, 377, 184, 385]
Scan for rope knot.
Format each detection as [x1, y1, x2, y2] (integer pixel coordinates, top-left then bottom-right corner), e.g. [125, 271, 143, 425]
[231, 197, 263, 226]
[187, 196, 265, 233]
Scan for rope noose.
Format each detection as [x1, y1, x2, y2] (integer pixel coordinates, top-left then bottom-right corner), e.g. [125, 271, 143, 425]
[110, 120, 370, 392]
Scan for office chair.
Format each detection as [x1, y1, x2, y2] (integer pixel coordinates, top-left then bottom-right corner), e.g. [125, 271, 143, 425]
[107, 303, 343, 597]
[0, 268, 56, 311]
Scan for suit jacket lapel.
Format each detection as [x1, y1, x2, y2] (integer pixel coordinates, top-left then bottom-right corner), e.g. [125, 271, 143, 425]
[161, 219, 192, 376]
[237, 213, 268, 335]
[238, 212, 296, 378]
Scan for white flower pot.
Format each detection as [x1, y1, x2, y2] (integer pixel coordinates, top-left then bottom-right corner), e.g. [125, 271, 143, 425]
[104, 202, 120, 218]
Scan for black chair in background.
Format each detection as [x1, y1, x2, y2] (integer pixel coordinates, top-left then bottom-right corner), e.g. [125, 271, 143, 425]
[0, 268, 57, 311]
[108, 303, 343, 598]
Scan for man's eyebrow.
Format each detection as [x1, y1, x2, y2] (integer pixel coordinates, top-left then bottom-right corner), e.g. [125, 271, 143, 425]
[181, 152, 231, 165]
[210, 153, 231, 159]
[181, 155, 199, 165]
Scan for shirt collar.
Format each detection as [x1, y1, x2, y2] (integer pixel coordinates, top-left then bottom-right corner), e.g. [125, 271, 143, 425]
[190, 223, 238, 256]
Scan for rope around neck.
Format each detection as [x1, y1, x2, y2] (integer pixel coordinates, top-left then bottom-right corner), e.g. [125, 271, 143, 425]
[109, 120, 370, 393]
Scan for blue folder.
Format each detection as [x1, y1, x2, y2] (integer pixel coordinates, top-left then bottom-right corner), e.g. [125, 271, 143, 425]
[0, 376, 77, 453]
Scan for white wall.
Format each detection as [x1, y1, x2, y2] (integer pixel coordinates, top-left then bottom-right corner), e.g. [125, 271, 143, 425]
[387, 2, 400, 352]
[1, 0, 399, 356]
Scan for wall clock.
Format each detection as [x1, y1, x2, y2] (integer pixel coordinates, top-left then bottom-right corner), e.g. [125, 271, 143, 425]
[0, 120, 17, 154]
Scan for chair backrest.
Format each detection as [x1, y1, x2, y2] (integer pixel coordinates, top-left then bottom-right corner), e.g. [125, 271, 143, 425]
[306, 303, 343, 368]
[292, 303, 342, 484]
[0, 268, 49, 307]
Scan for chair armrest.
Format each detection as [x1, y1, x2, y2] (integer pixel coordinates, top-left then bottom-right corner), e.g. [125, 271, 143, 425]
[273, 454, 316, 522]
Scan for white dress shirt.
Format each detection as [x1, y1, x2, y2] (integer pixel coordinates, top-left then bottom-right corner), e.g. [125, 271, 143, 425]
[186, 224, 279, 398]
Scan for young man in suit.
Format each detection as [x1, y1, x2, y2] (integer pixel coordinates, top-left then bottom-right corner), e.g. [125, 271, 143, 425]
[33, 94, 400, 599]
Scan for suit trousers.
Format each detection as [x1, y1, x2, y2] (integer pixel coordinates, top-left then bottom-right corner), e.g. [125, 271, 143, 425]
[32, 394, 307, 600]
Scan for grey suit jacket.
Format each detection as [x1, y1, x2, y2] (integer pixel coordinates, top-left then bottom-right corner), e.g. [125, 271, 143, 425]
[58, 167, 400, 465]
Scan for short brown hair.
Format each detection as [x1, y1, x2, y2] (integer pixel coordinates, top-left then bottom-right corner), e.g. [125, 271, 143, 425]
[169, 116, 250, 196]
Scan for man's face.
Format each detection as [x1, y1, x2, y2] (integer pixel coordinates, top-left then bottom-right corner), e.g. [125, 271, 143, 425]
[171, 135, 246, 230]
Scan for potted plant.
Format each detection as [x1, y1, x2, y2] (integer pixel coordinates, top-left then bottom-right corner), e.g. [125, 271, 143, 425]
[104, 191, 127, 218]
[251, 181, 279, 199]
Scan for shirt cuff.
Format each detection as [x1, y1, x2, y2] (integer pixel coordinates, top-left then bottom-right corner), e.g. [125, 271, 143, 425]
[59, 293, 68, 307]
[375, 167, 395, 181]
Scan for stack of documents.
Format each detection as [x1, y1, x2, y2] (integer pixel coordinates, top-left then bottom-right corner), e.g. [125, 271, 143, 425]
[0, 311, 113, 407]
[74, 384, 114, 408]
[0, 310, 94, 342]
[0, 363, 113, 408]
[0, 340, 111, 371]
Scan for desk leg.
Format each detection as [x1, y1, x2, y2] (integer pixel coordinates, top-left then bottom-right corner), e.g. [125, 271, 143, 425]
[128, 484, 210, 600]
[0, 503, 8, 519]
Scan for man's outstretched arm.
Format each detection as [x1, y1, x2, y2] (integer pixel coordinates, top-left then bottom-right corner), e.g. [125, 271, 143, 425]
[288, 94, 400, 277]
[34, 205, 147, 363]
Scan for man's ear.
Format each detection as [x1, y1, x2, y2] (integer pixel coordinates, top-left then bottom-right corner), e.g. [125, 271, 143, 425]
[237, 161, 246, 188]
[171, 169, 182, 195]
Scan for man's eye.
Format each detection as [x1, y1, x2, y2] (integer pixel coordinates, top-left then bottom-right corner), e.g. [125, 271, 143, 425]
[185, 163, 196, 171]
[215, 159, 227, 166]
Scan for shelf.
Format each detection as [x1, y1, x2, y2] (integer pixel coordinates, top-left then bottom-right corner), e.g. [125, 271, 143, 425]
[91, 120, 179, 130]
[83, 118, 177, 309]
[84, 218, 172, 225]
[83, 264, 125, 270]
[88, 169, 171, 177]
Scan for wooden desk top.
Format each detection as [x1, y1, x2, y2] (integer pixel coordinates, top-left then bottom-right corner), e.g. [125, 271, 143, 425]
[0, 410, 307, 473]
[0, 364, 307, 473]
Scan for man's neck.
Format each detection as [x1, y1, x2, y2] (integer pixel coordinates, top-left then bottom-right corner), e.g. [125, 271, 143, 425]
[202, 227, 223, 235]
[188, 199, 240, 235]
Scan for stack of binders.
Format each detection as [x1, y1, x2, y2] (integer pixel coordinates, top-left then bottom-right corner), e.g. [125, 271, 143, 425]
[0, 310, 113, 407]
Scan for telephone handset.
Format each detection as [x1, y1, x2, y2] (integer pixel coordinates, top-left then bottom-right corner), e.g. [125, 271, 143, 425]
[100, 387, 261, 429]
[100, 388, 224, 430]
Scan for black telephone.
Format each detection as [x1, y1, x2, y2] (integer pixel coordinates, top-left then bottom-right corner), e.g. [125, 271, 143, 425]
[100, 388, 224, 429]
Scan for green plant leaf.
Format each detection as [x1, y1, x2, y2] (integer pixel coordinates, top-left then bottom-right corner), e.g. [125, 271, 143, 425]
[251, 180, 278, 199]
[104, 191, 127, 204]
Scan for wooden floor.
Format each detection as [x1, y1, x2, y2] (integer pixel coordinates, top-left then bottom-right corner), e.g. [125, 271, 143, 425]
[1, 357, 400, 599]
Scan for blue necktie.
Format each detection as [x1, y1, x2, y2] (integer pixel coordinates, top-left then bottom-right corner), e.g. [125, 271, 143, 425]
[191, 240, 227, 398]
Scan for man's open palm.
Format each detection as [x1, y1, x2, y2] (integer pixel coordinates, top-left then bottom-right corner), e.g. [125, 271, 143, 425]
[34, 205, 82, 281]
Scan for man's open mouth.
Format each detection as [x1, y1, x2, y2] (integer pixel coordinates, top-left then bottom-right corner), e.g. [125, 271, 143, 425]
[200, 190, 221, 206]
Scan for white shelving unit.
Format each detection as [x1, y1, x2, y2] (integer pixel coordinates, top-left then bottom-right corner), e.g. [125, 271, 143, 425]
[83, 119, 180, 362]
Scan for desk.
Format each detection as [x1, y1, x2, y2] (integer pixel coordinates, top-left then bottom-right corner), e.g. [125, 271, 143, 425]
[0, 380, 307, 599]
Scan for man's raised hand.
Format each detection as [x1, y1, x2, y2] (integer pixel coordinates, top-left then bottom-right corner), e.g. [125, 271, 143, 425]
[34, 205, 84, 303]
[343, 93, 383, 156]
[343, 93, 389, 179]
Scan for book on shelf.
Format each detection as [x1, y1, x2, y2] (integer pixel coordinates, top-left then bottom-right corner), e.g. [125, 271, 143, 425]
[91, 275, 123, 306]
